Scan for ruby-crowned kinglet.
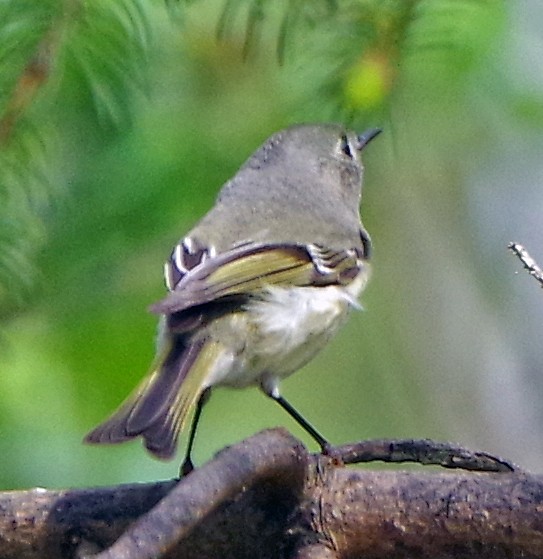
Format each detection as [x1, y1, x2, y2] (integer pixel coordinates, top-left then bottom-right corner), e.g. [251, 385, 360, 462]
[85, 123, 381, 473]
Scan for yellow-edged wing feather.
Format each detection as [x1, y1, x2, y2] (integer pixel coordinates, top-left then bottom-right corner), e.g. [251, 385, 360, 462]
[151, 243, 360, 315]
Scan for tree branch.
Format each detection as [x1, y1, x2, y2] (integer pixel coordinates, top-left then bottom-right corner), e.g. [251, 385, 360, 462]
[0, 429, 541, 559]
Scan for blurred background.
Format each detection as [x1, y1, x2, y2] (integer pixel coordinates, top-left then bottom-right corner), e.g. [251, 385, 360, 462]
[1, 0, 543, 488]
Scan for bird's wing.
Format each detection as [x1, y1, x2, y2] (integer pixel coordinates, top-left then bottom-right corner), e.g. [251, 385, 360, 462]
[152, 238, 364, 315]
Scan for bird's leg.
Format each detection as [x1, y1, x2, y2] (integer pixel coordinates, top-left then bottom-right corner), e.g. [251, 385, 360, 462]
[179, 387, 212, 477]
[264, 384, 330, 452]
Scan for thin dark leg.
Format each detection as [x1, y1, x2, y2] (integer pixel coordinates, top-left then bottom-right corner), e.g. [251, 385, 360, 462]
[180, 387, 212, 477]
[270, 393, 330, 452]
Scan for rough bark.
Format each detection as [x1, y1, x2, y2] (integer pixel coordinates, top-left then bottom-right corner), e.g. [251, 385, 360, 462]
[0, 429, 541, 559]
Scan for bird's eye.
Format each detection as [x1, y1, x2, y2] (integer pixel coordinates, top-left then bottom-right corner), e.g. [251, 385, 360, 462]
[340, 134, 354, 159]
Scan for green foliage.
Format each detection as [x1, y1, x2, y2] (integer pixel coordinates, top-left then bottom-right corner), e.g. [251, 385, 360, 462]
[1, 0, 542, 488]
[0, 0, 151, 316]
[62, 0, 151, 125]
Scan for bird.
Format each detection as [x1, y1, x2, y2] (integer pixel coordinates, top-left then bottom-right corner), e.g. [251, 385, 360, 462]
[85, 123, 381, 474]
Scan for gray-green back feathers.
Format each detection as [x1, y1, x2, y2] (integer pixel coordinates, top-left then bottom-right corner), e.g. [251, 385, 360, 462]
[192, 123, 371, 253]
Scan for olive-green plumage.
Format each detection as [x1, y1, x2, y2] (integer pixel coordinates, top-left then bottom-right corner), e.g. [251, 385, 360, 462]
[85, 123, 380, 462]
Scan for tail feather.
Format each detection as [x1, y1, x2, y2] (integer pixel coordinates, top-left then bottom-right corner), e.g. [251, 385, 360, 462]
[84, 336, 222, 460]
[142, 339, 224, 458]
[141, 393, 193, 459]
[126, 338, 204, 434]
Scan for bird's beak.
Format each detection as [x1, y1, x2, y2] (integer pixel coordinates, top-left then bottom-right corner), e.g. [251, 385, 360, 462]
[356, 128, 382, 151]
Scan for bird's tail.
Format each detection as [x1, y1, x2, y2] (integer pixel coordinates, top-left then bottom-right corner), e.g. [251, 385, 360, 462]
[84, 336, 222, 460]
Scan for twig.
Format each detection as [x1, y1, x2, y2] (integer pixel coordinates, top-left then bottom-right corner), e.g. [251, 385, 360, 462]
[509, 242, 543, 288]
[330, 437, 517, 472]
